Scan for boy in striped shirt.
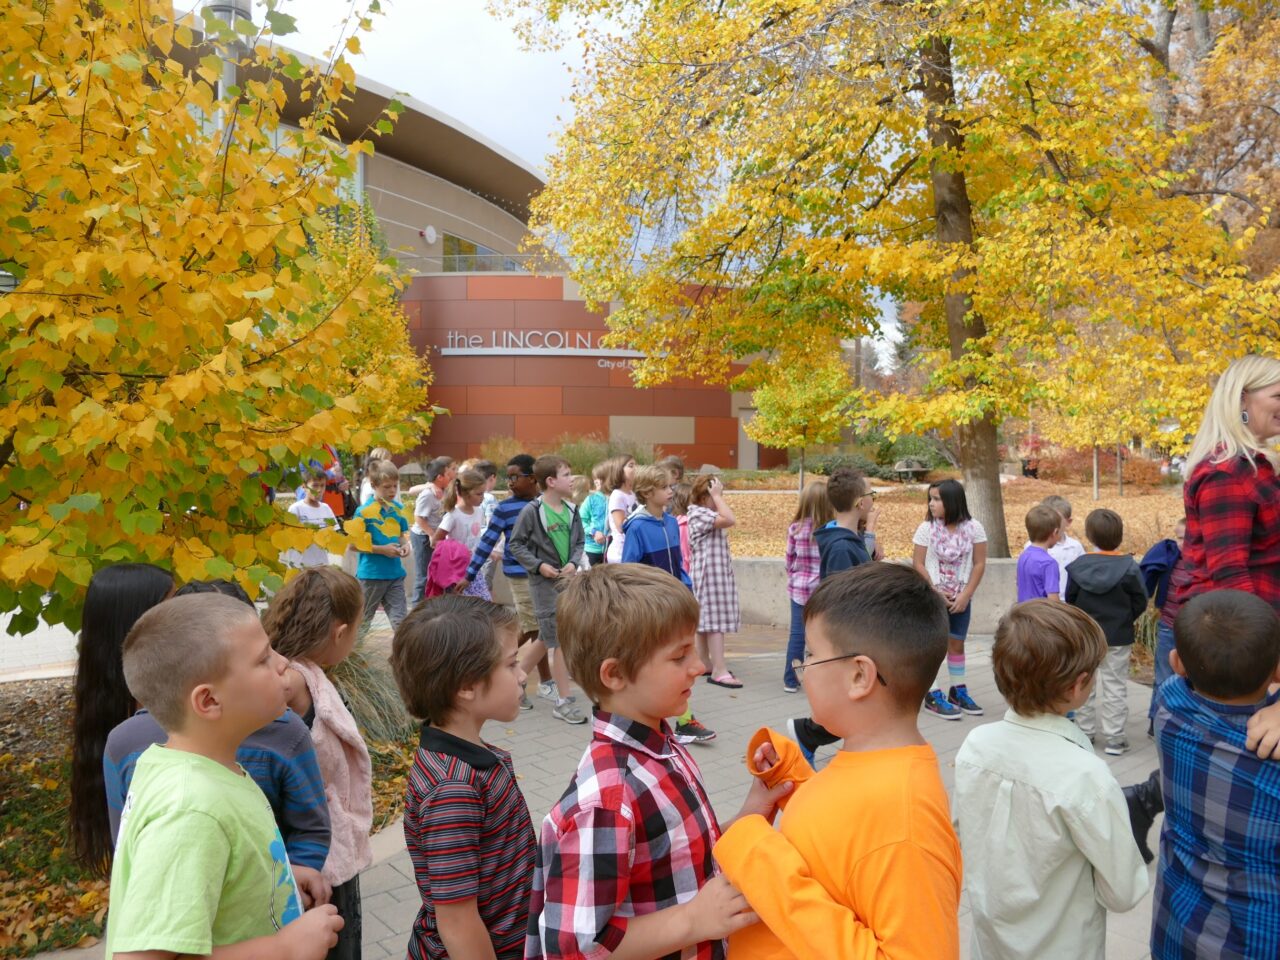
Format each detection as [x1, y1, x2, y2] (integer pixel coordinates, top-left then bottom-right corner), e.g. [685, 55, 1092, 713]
[392, 596, 536, 960]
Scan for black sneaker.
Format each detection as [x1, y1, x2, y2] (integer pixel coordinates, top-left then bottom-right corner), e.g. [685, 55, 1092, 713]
[674, 716, 717, 744]
[948, 684, 984, 716]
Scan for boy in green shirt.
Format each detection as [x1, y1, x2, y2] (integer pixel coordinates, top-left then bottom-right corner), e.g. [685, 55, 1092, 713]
[108, 593, 343, 960]
[510, 455, 588, 725]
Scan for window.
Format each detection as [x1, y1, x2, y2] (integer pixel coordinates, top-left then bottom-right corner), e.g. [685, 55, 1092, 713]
[441, 233, 519, 272]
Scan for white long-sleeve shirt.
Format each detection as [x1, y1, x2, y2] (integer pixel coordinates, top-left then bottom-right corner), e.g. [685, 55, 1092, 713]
[955, 710, 1149, 960]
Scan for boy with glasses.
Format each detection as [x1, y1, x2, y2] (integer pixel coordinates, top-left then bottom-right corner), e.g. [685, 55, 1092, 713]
[713, 563, 962, 958]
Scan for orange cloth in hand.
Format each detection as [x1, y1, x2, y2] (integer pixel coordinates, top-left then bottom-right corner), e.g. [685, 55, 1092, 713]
[746, 727, 814, 809]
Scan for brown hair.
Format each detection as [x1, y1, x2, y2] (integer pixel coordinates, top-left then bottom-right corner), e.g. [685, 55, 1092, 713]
[591, 460, 610, 485]
[826, 467, 867, 513]
[368, 460, 400, 486]
[262, 567, 364, 662]
[670, 481, 692, 516]
[570, 474, 591, 505]
[690, 472, 717, 507]
[603, 455, 633, 494]
[992, 600, 1107, 715]
[633, 464, 671, 505]
[1084, 508, 1124, 551]
[804, 564, 948, 709]
[390, 595, 509, 723]
[657, 455, 686, 483]
[534, 454, 571, 489]
[557, 564, 700, 705]
[1175, 590, 1280, 699]
[122, 594, 260, 731]
[442, 468, 486, 513]
[791, 479, 834, 527]
[1040, 494, 1073, 521]
[1025, 504, 1061, 542]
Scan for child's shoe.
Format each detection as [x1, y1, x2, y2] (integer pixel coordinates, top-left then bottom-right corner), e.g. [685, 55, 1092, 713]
[782, 682, 799, 693]
[553, 699, 587, 725]
[537, 680, 560, 702]
[674, 716, 717, 744]
[1104, 737, 1130, 756]
[948, 684, 984, 716]
[923, 689, 962, 720]
[519, 683, 533, 711]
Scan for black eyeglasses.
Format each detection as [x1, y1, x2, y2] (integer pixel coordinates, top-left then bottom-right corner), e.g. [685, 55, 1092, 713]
[790, 652, 888, 686]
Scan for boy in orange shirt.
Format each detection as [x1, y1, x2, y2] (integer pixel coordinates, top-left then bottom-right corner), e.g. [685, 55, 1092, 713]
[714, 563, 962, 958]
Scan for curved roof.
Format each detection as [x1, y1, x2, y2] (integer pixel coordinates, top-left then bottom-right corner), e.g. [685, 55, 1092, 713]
[299, 71, 545, 224]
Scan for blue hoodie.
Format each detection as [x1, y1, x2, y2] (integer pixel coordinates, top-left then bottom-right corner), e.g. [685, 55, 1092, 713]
[1140, 537, 1182, 610]
[621, 509, 692, 587]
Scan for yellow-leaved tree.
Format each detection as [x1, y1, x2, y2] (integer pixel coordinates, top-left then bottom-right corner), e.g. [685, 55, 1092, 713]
[0, 0, 431, 630]
[503, 0, 1279, 556]
[743, 346, 854, 486]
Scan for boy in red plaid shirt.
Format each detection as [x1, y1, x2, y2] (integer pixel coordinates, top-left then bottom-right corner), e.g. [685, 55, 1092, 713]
[525, 565, 790, 960]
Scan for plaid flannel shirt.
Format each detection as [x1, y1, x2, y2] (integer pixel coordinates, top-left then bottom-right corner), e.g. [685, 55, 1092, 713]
[525, 710, 723, 960]
[1165, 452, 1280, 619]
[785, 519, 821, 606]
[1152, 678, 1280, 959]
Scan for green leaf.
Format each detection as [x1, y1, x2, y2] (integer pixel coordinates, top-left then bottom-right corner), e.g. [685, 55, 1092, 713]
[105, 449, 130, 471]
[376, 118, 393, 135]
[93, 315, 118, 334]
[264, 10, 298, 35]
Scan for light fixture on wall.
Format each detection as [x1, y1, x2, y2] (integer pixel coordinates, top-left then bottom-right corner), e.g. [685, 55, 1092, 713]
[418, 225, 438, 243]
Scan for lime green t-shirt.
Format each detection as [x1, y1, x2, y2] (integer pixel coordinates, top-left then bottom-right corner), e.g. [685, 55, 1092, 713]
[544, 501, 572, 566]
[105, 744, 302, 958]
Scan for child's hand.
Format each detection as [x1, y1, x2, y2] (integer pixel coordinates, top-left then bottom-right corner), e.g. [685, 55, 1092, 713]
[683, 874, 758, 942]
[751, 740, 779, 774]
[560, 562, 576, 577]
[291, 864, 332, 908]
[1246, 700, 1280, 758]
[735, 774, 793, 826]
[398, 542, 411, 558]
[278, 904, 343, 960]
[539, 562, 559, 579]
[949, 593, 970, 614]
[593, 531, 605, 544]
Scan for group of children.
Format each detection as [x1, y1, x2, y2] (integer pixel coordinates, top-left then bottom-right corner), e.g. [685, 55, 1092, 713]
[89, 453, 1280, 960]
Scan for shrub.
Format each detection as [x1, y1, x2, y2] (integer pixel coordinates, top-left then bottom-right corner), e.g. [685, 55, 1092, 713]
[552, 433, 655, 475]
[329, 639, 414, 742]
[478, 435, 529, 488]
[883, 434, 953, 469]
[796, 452, 896, 481]
[1038, 449, 1162, 486]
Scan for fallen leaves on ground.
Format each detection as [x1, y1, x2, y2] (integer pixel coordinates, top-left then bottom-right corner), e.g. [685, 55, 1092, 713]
[725, 478, 1184, 560]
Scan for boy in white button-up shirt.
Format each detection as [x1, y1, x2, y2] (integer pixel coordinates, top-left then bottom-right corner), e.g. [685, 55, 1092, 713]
[955, 600, 1149, 960]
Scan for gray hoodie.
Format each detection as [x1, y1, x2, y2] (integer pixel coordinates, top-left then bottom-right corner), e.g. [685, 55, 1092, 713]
[508, 496, 585, 574]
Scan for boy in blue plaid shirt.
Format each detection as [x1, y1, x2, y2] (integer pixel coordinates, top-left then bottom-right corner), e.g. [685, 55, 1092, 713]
[1152, 589, 1280, 959]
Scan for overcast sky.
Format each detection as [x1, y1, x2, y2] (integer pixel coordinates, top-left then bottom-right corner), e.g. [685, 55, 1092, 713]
[282, 1, 577, 173]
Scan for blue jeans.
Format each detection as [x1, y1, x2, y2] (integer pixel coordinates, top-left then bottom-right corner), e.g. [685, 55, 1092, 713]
[1149, 619, 1176, 719]
[784, 599, 806, 688]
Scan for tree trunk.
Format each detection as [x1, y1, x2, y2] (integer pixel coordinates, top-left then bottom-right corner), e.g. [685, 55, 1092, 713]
[1092, 445, 1100, 501]
[920, 35, 1010, 557]
[1117, 442, 1124, 497]
[799, 447, 805, 492]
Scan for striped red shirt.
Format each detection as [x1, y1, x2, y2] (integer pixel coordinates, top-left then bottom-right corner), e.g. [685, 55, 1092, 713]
[1165, 452, 1280, 621]
[403, 725, 536, 960]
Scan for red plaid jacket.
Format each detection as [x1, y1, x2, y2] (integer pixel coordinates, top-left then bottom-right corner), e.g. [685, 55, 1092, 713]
[1166, 452, 1280, 619]
[524, 711, 723, 960]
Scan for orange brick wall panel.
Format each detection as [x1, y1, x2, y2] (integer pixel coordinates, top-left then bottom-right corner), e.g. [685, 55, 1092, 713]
[468, 385, 563, 416]
[430, 414, 516, 445]
[428, 385, 469, 416]
[514, 356, 610, 387]
[424, 440, 469, 462]
[431, 356, 515, 387]
[653, 389, 731, 418]
[688, 445, 736, 470]
[514, 299, 609, 329]
[563, 387, 654, 416]
[404, 276, 468, 301]
[758, 446, 791, 470]
[607, 363, 644, 388]
[419, 298, 517, 330]
[514, 414, 610, 443]
[468, 275, 563, 301]
[696, 417, 740, 446]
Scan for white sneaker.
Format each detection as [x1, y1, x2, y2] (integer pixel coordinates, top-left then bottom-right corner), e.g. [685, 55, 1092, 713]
[537, 681, 559, 702]
[553, 699, 587, 724]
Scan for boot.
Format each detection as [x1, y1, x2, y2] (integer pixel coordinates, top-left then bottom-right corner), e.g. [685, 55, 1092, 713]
[1122, 769, 1164, 864]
